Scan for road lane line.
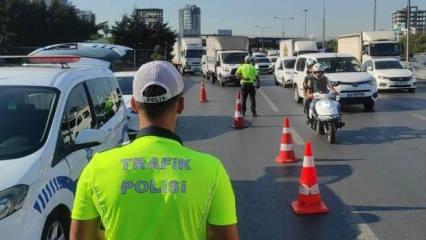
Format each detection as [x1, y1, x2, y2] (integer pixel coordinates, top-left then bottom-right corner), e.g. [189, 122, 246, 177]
[259, 89, 279, 113]
[411, 113, 426, 121]
[290, 128, 304, 145]
[350, 209, 380, 240]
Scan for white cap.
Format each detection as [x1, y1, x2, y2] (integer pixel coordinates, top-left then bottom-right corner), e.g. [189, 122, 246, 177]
[133, 61, 184, 103]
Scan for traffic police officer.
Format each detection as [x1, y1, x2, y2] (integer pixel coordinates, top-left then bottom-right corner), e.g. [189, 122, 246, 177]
[236, 56, 259, 117]
[70, 61, 239, 240]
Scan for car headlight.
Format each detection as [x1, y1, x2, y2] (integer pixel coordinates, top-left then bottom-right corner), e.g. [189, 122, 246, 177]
[223, 66, 230, 72]
[369, 79, 377, 86]
[377, 75, 389, 80]
[330, 81, 339, 87]
[0, 185, 28, 220]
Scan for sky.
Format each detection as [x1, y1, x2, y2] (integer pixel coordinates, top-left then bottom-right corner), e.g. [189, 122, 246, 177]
[71, 0, 426, 39]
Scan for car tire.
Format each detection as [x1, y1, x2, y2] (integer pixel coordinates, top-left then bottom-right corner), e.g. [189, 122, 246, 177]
[41, 207, 70, 240]
[328, 124, 336, 144]
[364, 101, 375, 112]
[294, 85, 302, 103]
[211, 73, 216, 84]
[274, 75, 279, 86]
[220, 76, 225, 87]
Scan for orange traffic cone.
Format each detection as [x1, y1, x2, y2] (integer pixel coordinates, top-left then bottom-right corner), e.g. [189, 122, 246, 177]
[275, 117, 297, 164]
[199, 80, 207, 103]
[232, 91, 245, 129]
[291, 141, 329, 215]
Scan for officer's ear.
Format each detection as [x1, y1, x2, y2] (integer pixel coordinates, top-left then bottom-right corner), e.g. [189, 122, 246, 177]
[177, 96, 184, 114]
[131, 96, 139, 113]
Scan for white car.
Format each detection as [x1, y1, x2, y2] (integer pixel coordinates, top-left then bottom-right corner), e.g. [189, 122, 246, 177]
[411, 54, 426, 80]
[363, 58, 416, 92]
[254, 57, 273, 74]
[0, 56, 128, 240]
[115, 71, 139, 139]
[274, 56, 296, 87]
[293, 53, 378, 111]
[252, 52, 266, 58]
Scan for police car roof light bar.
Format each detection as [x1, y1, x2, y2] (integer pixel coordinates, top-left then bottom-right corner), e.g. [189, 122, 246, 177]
[0, 55, 81, 68]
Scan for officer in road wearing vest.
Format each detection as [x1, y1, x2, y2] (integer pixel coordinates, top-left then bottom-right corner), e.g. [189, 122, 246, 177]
[70, 61, 239, 240]
[236, 56, 259, 117]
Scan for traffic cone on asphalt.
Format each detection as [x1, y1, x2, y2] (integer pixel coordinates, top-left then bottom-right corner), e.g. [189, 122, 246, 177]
[275, 117, 297, 164]
[199, 80, 207, 103]
[232, 91, 245, 129]
[291, 142, 329, 215]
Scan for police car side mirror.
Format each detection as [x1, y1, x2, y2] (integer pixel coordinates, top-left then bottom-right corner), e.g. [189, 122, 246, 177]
[74, 129, 107, 149]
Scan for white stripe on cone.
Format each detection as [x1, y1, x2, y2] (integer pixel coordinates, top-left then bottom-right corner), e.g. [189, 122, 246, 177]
[280, 144, 294, 151]
[302, 156, 314, 167]
[282, 128, 291, 134]
[298, 183, 320, 195]
[234, 112, 243, 118]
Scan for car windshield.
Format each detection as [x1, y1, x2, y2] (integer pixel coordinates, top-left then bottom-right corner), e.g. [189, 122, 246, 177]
[0, 87, 58, 160]
[222, 53, 247, 64]
[116, 76, 133, 95]
[369, 43, 401, 57]
[255, 58, 270, 63]
[284, 59, 296, 69]
[185, 50, 203, 58]
[317, 57, 362, 73]
[375, 61, 403, 70]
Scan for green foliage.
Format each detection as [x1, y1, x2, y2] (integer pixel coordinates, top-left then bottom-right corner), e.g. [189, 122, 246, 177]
[111, 10, 176, 59]
[0, 0, 99, 51]
[400, 33, 426, 56]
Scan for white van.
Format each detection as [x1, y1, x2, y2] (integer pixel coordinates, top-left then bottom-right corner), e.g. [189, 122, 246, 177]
[0, 56, 128, 240]
[274, 56, 297, 87]
[292, 53, 379, 111]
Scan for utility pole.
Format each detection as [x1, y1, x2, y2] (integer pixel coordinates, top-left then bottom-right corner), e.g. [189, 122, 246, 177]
[322, 0, 326, 50]
[406, 0, 411, 65]
[304, 9, 308, 38]
[373, 0, 377, 31]
[273, 17, 294, 39]
[255, 25, 271, 50]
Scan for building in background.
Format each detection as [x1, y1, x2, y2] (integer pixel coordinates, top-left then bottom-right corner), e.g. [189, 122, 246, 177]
[179, 5, 201, 36]
[218, 29, 232, 36]
[135, 8, 164, 28]
[392, 6, 426, 39]
[77, 9, 96, 24]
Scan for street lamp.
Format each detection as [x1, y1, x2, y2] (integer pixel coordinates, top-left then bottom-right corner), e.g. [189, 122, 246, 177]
[373, 0, 377, 31]
[304, 9, 309, 38]
[273, 16, 294, 39]
[322, 0, 326, 51]
[255, 25, 271, 50]
[406, 0, 411, 65]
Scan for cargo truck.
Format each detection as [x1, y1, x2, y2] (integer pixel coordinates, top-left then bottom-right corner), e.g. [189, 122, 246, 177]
[172, 37, 203, 74]
[205, 36, 249, 86]
[337, 31, 401, 64]
[279, 40, 318, 57]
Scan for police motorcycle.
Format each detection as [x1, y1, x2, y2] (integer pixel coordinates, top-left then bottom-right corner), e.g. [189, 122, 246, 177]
[308, 91, 345, 144]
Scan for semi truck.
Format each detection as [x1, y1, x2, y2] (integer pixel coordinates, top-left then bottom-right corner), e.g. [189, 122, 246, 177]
[279, 40, 318, 57]
[172, 37, 204, 74]
[337, 31, 401, 63]
[205, 36, 249, 86]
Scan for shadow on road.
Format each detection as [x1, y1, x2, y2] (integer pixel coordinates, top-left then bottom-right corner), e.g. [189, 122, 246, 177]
[233, 164, 381, 240]
[374, 97, 426, 112]
[337, 126, 426, 145]
[176, 115, 235, 142]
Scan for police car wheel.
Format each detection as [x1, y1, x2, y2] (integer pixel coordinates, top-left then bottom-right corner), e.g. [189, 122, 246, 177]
[41, 208, 70, 240]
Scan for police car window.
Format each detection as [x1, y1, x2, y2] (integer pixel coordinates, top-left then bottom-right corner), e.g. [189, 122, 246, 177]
[0, 87, 58, 160]
[296, 58, 306, 72]
[61, 83, 93, 146]
[109, 77, 123, 109]
[86, 78, 119, 128]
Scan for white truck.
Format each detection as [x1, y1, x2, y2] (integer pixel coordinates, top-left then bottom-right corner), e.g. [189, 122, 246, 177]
[337, 31, 401, 64]
[206, 36, 249, 86]
[279, 40, 318, 57]
[172, 37, 204, 74]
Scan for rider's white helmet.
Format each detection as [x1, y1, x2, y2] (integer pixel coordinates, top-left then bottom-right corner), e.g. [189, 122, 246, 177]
[306, 59, 316, 67]
[244, 56, 251, 63]
[312, 63, 325, 72]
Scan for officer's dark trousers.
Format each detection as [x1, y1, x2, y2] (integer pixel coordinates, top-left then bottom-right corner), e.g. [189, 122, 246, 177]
[241, 84, 256, 114]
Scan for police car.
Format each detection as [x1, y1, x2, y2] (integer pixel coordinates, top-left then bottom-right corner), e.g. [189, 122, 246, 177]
[0, 56, 128, 240]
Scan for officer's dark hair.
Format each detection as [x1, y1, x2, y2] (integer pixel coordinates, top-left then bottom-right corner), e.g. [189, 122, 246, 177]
[136, 85, 182, 120]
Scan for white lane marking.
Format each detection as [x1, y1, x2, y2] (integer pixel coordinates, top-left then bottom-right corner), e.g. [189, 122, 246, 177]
[290, 127, 304, 145]
[259, 89, 279, 113]
[411, 113, 426, 121]
[351, 209, 380, 240]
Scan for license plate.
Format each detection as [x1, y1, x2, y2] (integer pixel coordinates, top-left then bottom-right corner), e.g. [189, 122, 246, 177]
[347, 92, 365, 97]
[395, 81, 405, 85]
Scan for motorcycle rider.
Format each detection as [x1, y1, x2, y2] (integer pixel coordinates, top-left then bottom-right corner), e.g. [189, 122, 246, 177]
[303, 59, 316, 123]
[305, 63, 338, 122]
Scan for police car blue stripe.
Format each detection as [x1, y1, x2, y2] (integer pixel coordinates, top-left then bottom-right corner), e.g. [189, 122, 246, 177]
[53, 178, 59, 190]
[49, 181, 56, 193]
[33, 201, 42, 214]
[45, 183, 52, 198]
[42, 189, 49, 203]
[38, 195, 46, 210]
